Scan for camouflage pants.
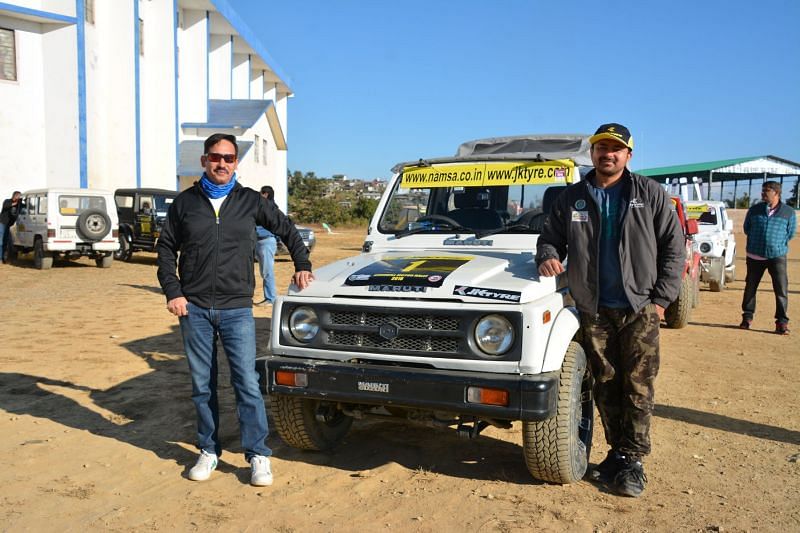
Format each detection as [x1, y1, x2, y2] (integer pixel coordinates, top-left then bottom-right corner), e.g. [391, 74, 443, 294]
[580, 304, 660, 458]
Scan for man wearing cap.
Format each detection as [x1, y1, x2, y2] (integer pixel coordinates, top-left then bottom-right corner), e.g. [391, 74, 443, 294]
[536, 123, 684, 497]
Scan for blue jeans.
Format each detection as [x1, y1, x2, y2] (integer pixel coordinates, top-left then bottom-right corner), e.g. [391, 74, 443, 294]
[255, 236, 277, 303]
[0, 224, 10, 261]
[179, 303, 270, 459]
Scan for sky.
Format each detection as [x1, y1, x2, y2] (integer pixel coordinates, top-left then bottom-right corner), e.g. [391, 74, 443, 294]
[230, 0, 800, 181]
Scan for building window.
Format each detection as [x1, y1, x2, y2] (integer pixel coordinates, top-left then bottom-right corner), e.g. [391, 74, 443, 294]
[139, 19, 144, 55]
[0, 28, 16, 82]
[85, 0, 95, 25]
[254, 135, 260, 163]
[262, 139, 268, 165]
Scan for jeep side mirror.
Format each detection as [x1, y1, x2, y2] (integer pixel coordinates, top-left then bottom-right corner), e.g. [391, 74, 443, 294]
[686, 218, 699, 236]
[725, 219, 734, 232]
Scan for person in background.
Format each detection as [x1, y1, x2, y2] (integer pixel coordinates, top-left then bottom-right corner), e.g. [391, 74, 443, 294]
[157, 133, 314, 486]
[0, 191, 21, 264]
[739, 181, 796, 335]
[536, 123, 684, 498]
[255, 186, 278, 306]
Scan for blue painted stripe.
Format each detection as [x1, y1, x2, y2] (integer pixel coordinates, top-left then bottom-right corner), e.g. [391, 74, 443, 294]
[76, 0, 87, 188]
[205, 11, 209, 121]
[173, 0, 180, 191]
[0, 2, 76, 24]
[134, 0, 141, 188]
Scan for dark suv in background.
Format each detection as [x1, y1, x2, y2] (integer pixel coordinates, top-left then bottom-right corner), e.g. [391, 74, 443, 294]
[114, 188, 177, 261]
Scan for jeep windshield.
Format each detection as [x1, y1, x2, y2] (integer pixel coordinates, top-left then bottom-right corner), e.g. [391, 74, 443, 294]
[686, 203, 721, 231]
[378, 160, 575, 238]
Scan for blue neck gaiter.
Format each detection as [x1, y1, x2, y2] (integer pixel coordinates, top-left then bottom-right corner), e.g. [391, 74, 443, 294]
[199, 172, 237, 199]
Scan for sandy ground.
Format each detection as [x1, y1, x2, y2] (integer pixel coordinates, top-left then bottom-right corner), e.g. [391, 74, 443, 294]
[0, 224, 798, 532]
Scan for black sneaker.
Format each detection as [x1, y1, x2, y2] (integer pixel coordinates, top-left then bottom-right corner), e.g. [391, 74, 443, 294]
[739, 318, 752, 330]
[589, 450, 626, 484]
[614, 457, 647, 497]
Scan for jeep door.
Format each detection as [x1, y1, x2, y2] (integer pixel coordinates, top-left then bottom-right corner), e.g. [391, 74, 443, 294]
[15, 194, 40, 247]
[135, 194, 155, 241]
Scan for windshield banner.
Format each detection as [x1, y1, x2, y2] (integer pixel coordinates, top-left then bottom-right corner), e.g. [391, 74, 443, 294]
[686, 203, 712, 219]
[401, 160, 574, 188]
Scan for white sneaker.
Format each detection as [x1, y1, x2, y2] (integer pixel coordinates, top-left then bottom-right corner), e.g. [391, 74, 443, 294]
[188, 450, 218, 481]
[250, 455, 273, 486]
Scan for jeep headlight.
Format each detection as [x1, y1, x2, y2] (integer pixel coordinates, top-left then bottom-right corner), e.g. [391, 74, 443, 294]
[700, 242, 712, 253]
[289, 306, 319, 342]
[474, 314, 514, 356]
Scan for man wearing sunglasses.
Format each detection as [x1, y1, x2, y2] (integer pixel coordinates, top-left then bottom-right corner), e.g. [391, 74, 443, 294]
[157, 133, 314, 487]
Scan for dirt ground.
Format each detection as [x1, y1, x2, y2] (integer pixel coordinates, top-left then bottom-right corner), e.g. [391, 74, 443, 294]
[0, 223, 798, 532]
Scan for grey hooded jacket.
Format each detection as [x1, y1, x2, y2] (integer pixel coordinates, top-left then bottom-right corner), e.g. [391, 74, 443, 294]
[536, 169, 685, 314]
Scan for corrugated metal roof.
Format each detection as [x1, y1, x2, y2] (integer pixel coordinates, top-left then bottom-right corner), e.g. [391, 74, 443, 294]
[177, 140, 253, 177]
[182, 100, 273, 129]
[637, 157, 759, 176]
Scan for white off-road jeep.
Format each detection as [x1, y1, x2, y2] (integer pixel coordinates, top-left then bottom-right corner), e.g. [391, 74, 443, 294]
[259, 136, 596, 484]
[685, 200, 736, 291]
[8, 188, 120, 269]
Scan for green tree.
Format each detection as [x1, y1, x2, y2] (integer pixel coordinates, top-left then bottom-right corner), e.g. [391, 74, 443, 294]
[351, 196, 379, 222]
[735, 193, 751, 209]
[787, 180, 799, 208]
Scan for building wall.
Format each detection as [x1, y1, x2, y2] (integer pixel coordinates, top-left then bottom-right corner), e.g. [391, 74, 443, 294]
[177, 9, 207, 125]
[138, 0, 178, 189]
[41, 22, 79, 188]
[1, 0, 290, 203]
[0, 16, 49, 197]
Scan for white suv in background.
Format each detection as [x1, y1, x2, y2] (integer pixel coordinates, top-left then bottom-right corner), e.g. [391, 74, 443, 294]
[685, 200, 736, 291]
[8, 188, 120, 269]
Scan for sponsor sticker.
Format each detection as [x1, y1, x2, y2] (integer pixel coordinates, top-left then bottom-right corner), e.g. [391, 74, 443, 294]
[575, 199, 586, 210]
[453, 285, 522, 302]
[400, 160, 575, 189]
[344, 256, 473, 288]
[571, 211, 589, 222]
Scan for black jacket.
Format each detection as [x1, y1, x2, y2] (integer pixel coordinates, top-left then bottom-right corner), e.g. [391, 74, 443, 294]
[0, 198, 17, 226]
[536, 169, 684, 314]
[157, 182, 312, 309]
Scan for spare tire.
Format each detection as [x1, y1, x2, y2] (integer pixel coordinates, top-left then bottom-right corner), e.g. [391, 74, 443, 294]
[76, 209, 111, 242]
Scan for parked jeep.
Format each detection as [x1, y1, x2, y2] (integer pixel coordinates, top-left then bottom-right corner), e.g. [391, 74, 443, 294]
[685, 201, 736, 292]
[7, 188, 119, 269]
[276, 225, 316, 255]
[664, 197, 702, 328]
[113, 188, 177, 261]
[258, 135, 597, 484]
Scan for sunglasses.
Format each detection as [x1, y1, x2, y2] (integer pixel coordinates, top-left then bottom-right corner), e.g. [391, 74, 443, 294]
[205, 152, 237, 163]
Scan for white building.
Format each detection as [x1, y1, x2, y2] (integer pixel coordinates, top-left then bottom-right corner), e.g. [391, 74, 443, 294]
[0, 0, 293, 211]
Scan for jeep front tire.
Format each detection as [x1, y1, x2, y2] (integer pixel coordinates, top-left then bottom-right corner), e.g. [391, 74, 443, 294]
[271, 395, 353, 451]
[522, 341, 593, 484]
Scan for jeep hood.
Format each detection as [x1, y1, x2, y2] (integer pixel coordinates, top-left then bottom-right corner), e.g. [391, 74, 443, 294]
[290, 251, 556, 303]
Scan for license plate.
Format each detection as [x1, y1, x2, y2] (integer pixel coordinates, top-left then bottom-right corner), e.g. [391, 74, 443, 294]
[60, 229, 77, 239]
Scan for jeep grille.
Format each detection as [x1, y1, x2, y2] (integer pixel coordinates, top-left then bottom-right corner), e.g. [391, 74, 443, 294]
[279, 304, 522, 361]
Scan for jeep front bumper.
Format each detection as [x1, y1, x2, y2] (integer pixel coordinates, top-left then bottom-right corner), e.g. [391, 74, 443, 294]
[258, 356, 559, 422]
